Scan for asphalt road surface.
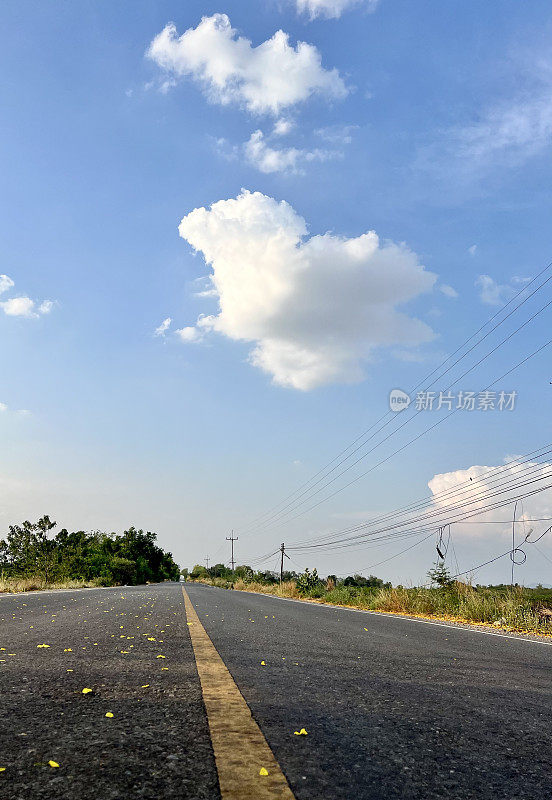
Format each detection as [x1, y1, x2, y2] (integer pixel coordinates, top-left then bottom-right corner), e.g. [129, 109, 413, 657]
[1, 581, 551, 799]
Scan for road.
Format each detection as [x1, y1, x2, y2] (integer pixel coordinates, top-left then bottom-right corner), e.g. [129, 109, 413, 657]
[1, 581, 551, 799]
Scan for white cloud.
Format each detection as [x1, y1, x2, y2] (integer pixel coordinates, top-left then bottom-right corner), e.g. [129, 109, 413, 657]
[0, 276, 54, 319]
[175, 326, 203, 343]
[468, 244, 477, 256]
[1, 297, 38, 318]
[0, 296, 53, 318]
[38, 300, 54, 315]
[296, 0, 379, 20]
[439, 284, 459, 299]
[146, 14, 348, 115]
[0, 403, 7, 412]
[0, 275, 15, 295]
[457, 94, 552, 166]
[177, 190, 436, 390]
[273, 118, 295, 137]
[475, 274, 515, 306]
[244, 130, 337, 174]
[155, 317, 172, 337]
[429, 460, 552, 543]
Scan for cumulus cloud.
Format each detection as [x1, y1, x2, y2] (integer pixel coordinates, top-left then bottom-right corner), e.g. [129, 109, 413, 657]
[296, 0, 379, 19]
[244, 130, 338, 174]
[475, 274, 516, 306]
[155, 317, 172, 337]
[429, 459, 552, 543]
[175, 326, 203, 343]
[273, 118, 295, 137]
[177, 190, 436, 390]
[146, 14, 348, 115]
[1, 297, 37, 318]
[0, 275, 54, 319]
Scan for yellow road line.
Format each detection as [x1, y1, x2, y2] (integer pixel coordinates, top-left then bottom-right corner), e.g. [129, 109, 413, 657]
[182, 587, 296, 799]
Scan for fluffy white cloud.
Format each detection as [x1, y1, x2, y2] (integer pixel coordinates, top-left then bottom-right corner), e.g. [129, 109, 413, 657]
[0, 275, 15, 295]
[177, 190, 436, 390]
[1, 297, 38, 318]
[244, 130, 337, 174]
[175, 326, 203, 343]
[0, 276, 54, 319]
[296, 0, 379, 19]
[155, 317, 172, 337]
[429, 460, 552, 543]
[273, 118, 295, 137]
[147, 14, 348, 115]
[475, 274, 515, 306]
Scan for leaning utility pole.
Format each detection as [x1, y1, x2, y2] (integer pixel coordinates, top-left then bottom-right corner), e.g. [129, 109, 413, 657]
[280, 542, 290, 584]
[226, 531, 238, 572]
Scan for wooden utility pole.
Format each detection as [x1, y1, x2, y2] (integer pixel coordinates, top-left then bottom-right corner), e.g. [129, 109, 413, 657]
[226, 532, 238, 572]
[280, 542, 290, 584]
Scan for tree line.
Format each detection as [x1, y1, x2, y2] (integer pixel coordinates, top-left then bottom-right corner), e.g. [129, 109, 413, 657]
[0, 516, 180, 586]
[185, 562, 391, 591]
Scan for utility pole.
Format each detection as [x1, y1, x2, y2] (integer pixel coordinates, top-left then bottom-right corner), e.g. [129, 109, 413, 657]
[205, 557, 210, 570]
[226, 531, 238, 572]
[280, 542, 290, 584]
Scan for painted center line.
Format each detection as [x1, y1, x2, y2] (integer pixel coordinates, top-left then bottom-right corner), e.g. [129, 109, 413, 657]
[182, 587, 296, 799]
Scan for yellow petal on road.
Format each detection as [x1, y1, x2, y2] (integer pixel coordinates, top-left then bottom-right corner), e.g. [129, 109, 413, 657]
[260, 661, 266, 666]
[294, 728, 308, 736]
[156, 655, 166, 659]
[141, 684, 149, 688]
[48, 761, 59, 768]
[81, 688, 93, 694]
[259, 767, 269, 776]
[37, 644, 50, 648]
[0, 767, 6, 772]
[64, 649, 72, 652]
[105, 712, 114, 718]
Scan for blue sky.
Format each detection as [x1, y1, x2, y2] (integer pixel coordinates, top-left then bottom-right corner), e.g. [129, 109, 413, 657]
[1, 0, 552, 584]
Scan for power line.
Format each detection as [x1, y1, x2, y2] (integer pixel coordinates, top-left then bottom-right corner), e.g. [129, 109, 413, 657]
[237, 261, 552, 536]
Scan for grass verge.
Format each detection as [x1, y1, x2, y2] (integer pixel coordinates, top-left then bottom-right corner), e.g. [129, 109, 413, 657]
[190, 578, 552, 636]
[0, 577, 103, 594]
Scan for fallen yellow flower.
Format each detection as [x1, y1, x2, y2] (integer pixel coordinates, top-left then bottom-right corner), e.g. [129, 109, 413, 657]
[259, 767, 269, 776]
[37, 644, 50, 648]
[81, 688, 93, 694]
[105, 712, 114, 718]
[48, 761, 59, 768]
[294, 728, 308, 736]
[156, 655, 166, 659]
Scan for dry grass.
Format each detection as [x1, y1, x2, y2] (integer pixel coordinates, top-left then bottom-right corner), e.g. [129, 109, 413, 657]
[0, 577, 102, 594]
[189, 578, 552, 635]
